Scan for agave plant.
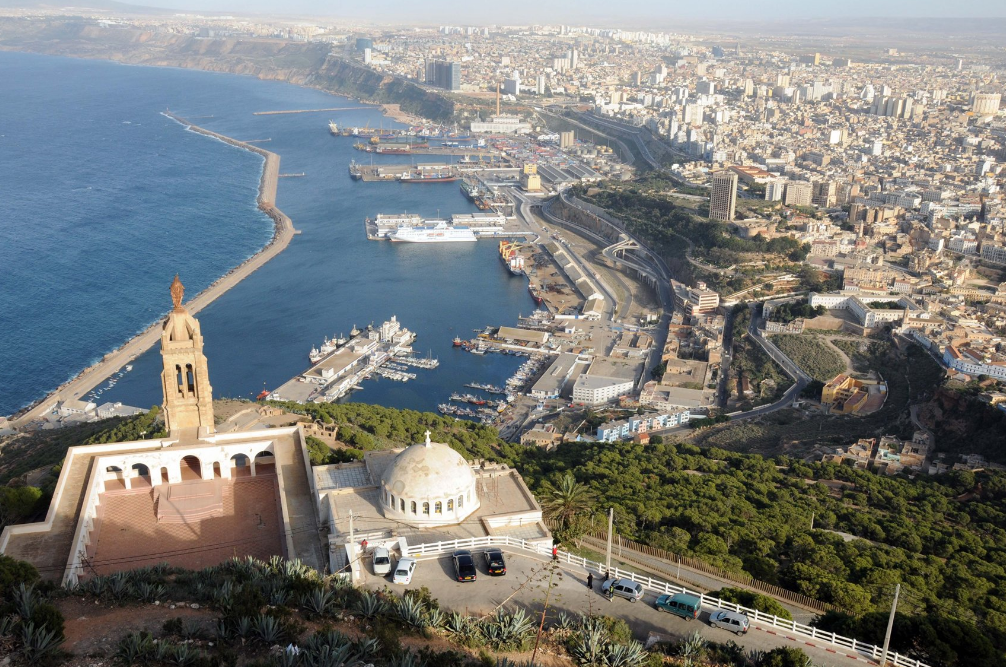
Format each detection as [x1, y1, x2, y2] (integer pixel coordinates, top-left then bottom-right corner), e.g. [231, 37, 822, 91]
[12, 582, 39, 620]
[678, 630, 707, 667]
[426, 606, 446, 630]
[214, 619, 233, 643]
[302, 629, 351, 653]
[107, 571, 132, 598]
[135, 582, 166, 603]
[212, 580, 236, 611]
[300, 587, 337, 617]
[19, 621, 65, 660]
[496, 660, 539, 667]
[154, 640, 174, 662]
[83, 575, 108, 597]
[484, 607, 534, 650]
[446, 611, 479, 642]
[301, 643, 364, 667]
[352, 636, 380, 660]
[253, 613, 284, 644]
[170, 643, 200, 666]
[395, 595, 428, 630]
[353, 591, 386, 620]
[386, 651, 426, 667]
[569, 625, 608, 666]
[554, 611, 577, 634]
[605, 642, 647, 667]
[234, 616, 255, 639]
[0, 615, 17, 637]
[115, 632, 154, 665]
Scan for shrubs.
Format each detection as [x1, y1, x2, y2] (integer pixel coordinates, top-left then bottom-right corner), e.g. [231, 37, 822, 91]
[710, 588, 793, 621]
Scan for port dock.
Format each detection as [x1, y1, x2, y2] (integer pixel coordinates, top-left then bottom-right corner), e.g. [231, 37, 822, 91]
[267, 317, 427, 404]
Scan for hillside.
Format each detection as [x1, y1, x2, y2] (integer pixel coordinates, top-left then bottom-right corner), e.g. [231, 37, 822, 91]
[0, 18, 455, 122]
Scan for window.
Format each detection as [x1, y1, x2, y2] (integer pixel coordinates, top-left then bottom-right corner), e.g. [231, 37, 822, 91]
[401, 498, 405, 512]
[422, 502, 430, 515]
[435, 501, 442, 514]
[410, 501, 416, 514]
[458, 495, 463, 508]
[390, 494, 395, 508]
[447, 499, 454, 512]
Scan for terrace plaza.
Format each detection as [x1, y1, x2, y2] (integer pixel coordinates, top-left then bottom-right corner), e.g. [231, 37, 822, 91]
[0, 276, 549, 584]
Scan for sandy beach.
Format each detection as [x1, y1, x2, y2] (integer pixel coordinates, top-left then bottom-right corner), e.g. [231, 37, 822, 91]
[8, 113, 297, 429]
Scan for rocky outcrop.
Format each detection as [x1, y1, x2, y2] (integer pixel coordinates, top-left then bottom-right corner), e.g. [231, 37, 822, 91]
[0, 18, 454, 122]
[917, 387, 1006, 460]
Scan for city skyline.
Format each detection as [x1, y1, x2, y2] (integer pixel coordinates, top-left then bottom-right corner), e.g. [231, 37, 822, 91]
[100, 0, 1006, 23]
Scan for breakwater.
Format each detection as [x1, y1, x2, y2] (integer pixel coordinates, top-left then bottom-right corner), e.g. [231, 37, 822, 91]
[9, 113, 296, 428]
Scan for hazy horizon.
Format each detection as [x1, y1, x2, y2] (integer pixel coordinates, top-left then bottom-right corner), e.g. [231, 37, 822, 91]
[115, 0, 1006, 24]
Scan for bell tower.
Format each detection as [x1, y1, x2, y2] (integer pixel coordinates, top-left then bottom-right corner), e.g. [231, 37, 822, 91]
[160, 275, 215, 438]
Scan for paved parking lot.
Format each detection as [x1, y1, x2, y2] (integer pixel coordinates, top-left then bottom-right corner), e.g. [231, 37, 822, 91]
[361, 548, 878, 667]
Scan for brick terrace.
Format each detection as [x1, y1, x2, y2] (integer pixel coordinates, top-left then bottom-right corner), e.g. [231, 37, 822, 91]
[86, 465, 284, 576]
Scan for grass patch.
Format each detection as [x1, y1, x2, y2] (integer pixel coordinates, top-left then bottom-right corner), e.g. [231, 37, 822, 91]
[771, 335, 846, 382]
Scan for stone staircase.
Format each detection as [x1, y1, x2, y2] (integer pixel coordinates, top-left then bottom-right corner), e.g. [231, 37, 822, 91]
[275, 434, 324, 571]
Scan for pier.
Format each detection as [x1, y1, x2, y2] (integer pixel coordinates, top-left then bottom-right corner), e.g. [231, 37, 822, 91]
[267, 317, 428, 405]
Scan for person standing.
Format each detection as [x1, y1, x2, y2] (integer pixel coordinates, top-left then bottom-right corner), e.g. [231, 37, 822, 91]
[552, 544, 558, 560]
[587, 572, 594, 589]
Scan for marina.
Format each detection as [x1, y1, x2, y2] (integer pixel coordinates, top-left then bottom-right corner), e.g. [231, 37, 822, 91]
[267, 316, 428, 404]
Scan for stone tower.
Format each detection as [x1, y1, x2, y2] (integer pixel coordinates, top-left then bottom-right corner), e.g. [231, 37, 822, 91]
[160, 275, 214, 437]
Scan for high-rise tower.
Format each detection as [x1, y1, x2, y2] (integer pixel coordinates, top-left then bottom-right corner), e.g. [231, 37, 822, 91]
[160, 275, 214, 437]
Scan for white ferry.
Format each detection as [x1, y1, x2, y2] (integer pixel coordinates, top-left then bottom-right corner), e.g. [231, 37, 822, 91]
[391, 221, 477, 243]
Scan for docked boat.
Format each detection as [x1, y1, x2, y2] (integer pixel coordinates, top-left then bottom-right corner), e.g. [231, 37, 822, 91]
[499, 240, 526, 276]
[328, 120, 339, 135]
[348, 161, 363, 180]
[528, 284, 543, 304]
[453, 336, 463, 347]
[391, 221, 477, 243]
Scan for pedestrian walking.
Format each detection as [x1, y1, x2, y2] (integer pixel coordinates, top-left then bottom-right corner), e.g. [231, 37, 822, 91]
[552, 544, 558, 561]
[586, 572, 594, 589]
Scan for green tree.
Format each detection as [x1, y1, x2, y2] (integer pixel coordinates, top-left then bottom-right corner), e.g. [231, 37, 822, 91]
[539, 473, 596, 537]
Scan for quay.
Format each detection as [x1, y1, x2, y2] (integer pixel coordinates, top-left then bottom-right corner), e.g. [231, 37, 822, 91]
[267, 317, 421, 405]
[7, 112, 297, 429]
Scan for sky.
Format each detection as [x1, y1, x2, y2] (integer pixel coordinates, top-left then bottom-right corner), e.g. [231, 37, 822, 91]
[127, 0, 1006, 24]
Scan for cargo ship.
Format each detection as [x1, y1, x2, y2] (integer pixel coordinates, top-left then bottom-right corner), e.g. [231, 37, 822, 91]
[348, 161, 363, 180]
[460, 178, 479, 202]
[328, 120, 339, 135]
[391, 221, 477, 243]
[498, 240, 525, 276]
[528, 284, 543, 304]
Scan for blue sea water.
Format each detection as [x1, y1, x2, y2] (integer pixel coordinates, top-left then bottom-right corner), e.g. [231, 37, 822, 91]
[0, 52, 529, 417]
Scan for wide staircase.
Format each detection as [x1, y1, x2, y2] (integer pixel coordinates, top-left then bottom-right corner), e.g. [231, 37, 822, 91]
[153, 479, 225, 523]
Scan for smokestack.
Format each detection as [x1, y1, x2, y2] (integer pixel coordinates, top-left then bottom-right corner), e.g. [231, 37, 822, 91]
[496, 82, 501, 116]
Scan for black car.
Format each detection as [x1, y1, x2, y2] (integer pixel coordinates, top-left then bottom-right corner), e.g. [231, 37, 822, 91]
[452, 549, 477, 582]
[484, 548, 507, 576]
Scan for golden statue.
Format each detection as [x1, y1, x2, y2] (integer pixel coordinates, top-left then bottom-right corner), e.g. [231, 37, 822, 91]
[170, 274, 185, 311]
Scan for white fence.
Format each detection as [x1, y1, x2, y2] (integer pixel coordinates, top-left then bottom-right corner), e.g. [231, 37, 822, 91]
[404, 536, 928, 667]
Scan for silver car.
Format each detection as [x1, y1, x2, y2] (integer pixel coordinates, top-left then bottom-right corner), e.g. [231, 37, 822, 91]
[709, 610, 750, 635]
[601, 578, 644, 602]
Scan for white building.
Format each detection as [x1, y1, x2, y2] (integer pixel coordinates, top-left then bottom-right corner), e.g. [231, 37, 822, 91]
[572, 375, 635, 405]
[470, 115, 531, 135]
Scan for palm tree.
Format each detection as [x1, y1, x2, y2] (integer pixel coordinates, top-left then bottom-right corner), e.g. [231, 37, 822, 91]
[540, 473, 595, 533]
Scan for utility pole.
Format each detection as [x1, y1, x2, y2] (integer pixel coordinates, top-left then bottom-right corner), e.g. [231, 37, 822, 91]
[879, 584, 901, 667]
[605, 507, 614, 574]
[349, 510, 354, 545]
[530, 563, 556, 664]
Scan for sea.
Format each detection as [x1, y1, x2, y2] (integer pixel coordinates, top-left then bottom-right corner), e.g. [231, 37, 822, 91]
[0, 51, 531, 418]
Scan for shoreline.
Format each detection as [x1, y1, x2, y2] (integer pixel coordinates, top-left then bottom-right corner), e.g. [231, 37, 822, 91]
[8, 112, 297, 428]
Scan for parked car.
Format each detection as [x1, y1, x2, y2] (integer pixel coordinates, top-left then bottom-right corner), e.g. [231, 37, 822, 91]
[601, 578, 644, 602]
[392, 557, 416, 585]
[655, 593, 701, 620]
[373, 547, 393, 576]
[709, 610, 750, 635]
[452, 549, 477, 582]
[483, 548, 507, 576]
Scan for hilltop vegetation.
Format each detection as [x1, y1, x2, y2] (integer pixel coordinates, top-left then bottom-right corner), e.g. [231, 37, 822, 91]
[769, 335, 846, 383]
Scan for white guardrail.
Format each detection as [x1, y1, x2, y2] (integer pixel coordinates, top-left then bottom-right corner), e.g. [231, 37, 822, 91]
[404, 536, 927, 667]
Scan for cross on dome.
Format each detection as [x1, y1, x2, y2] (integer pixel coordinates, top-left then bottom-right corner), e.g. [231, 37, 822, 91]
[424, 430, 431, 447]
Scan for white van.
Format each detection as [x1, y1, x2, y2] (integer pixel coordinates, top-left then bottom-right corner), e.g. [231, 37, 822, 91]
[373, 546, 393, 576]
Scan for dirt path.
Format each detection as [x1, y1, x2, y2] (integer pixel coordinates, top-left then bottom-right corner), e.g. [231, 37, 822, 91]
[820, 336, 855, 374]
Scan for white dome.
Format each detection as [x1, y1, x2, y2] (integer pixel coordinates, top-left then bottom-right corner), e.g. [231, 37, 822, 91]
[379, 433, 480, 526]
